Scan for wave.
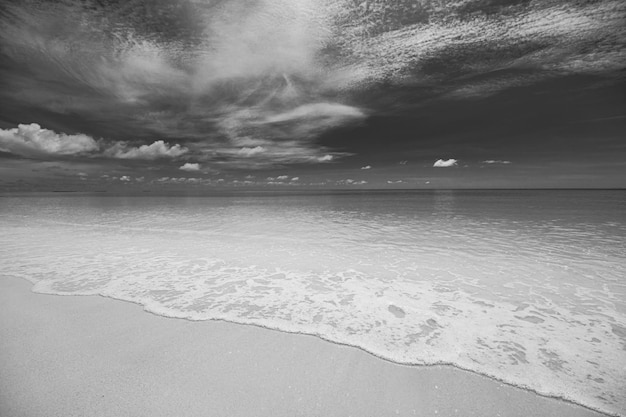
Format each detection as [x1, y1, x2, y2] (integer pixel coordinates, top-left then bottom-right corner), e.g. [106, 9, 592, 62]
[11, 274, 617, 417]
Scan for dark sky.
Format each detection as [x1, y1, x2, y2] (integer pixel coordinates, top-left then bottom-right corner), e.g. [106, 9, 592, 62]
[0, 0, 624, 191]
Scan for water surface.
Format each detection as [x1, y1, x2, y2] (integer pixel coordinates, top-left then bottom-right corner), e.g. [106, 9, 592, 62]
[1, 190, 624, 415]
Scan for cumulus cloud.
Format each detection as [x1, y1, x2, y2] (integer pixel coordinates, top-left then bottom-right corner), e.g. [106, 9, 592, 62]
[361, 165, 372, 170]
[155, 177, 215, 185]
[105, 140, 188, 160]
[318, 155, 334, 162]
[433, 159, 458, 168]
[180, 163, 201, 172]
[482, 160, 512, 164]
[119, 175, 131, 182]
[291, 177, 300, 181]
[237, 146, 265, 157]
[337, 179, 368, 185]
[276, 175, 289, 180]
[0, 123, 98, 157]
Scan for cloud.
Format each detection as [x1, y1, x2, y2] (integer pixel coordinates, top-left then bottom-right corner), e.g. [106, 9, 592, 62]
[264, 103, 364, 126]
[361, 165, 372, 170]
[276, 175, 289, 180]
[0, 123, 98, 157]
[399, 160, 408, 165]
[216, 102, 363, 167]
[105, 140, 188, 160]
[2, 0, 620, 175]
[0, 1, 369, 169]
[119, 176, 131, 182]
[337, 179, 368, 185]
[291, 177, 300, 181]
[180, 163, 201, 172]
[335, 0, 626, 107]
[433, 159, 458, 168]
[482, 160, 512, 164]
[237, 146, 265, 157]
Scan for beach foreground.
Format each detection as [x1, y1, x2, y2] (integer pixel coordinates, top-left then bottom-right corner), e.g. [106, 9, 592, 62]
[0, 277, 606, 417]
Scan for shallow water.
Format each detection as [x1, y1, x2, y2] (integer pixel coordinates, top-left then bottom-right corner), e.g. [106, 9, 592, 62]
[1, 190, 625, 415]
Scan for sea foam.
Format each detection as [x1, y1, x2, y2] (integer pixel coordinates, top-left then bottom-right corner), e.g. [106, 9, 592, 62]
[1, 192, 624, 415]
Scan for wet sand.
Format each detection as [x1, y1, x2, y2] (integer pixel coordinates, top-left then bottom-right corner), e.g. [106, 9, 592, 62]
[0, 277, 607, 417]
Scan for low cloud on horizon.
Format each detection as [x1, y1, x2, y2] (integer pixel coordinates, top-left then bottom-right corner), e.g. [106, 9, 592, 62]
[179, 163, 201, 172]
[0, 123, 190, 161]
[0, 123, 98, 158]
[433, 159, 458, 168]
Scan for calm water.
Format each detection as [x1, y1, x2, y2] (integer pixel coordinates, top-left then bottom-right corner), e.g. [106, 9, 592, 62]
[1, 190, 625, 415]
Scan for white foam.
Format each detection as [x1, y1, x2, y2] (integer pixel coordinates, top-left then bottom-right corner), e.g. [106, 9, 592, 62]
[1, 195, 625, 416]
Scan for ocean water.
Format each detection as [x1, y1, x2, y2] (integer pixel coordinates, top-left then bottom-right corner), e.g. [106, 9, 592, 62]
[1, 190, 625, 415]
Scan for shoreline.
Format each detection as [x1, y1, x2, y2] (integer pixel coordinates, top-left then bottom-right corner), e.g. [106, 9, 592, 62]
[1, 276, 611, 417]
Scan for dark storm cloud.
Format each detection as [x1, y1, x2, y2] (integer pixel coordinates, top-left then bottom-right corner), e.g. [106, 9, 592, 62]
[0, 0, 624, 186]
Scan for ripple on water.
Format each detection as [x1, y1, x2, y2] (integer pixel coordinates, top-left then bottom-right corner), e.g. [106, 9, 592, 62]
[1, 193, 625, 416]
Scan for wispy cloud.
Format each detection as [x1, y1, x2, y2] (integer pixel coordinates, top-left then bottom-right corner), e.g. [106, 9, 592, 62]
[482, 160, 512, 164]
[237, 147, 266, 157]
[1, 0, 622, 177]
[361, 165, 372, 170]
[347, 0, 625, 96]
[0, 1, 367, 168]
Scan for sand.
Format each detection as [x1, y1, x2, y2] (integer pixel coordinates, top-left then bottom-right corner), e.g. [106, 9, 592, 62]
[0, 277, 607, 417]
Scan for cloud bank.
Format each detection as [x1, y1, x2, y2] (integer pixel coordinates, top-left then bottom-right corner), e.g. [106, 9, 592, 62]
[0, 124, 98, 157]
[104, 140, 188, 160]
[0, 123, 190, 162]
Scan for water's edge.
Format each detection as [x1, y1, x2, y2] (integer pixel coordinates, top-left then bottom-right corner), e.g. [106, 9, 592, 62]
[6, 274, 615, 417]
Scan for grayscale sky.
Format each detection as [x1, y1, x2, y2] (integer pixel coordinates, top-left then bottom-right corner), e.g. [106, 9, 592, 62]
[1, 0, 624, 191]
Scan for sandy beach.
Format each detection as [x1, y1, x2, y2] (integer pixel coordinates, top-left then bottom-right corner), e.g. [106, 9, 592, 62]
[0, 277, 607, 417]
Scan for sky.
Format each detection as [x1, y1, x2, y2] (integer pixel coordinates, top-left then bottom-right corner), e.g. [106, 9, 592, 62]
[0, 0, 624, 192]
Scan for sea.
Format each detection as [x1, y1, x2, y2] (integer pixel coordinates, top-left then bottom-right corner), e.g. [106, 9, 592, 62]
[1, 190, 624, 415]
